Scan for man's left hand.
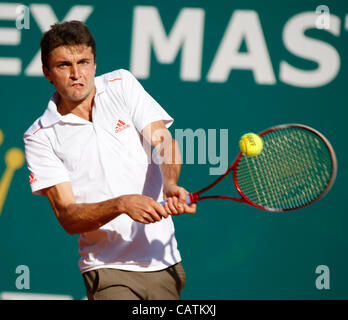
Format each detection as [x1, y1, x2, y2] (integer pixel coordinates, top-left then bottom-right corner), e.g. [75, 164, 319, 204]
[163, 184, 197, 215]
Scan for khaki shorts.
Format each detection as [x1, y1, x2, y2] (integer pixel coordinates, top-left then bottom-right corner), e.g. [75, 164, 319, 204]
[82, 262, 186, 300]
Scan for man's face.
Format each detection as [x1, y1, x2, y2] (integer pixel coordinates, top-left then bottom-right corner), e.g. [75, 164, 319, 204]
[43, 45, 96, 103]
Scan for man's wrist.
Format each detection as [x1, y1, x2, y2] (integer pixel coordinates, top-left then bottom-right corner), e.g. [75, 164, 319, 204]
[163, 181, 178, 193]
[113, 196, 127, 214]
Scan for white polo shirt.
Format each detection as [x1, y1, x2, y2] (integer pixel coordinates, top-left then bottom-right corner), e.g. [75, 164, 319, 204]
[24, 69, 182, 272]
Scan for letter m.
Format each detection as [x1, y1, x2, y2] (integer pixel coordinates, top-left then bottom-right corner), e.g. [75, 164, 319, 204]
[130, 6, 204, 81]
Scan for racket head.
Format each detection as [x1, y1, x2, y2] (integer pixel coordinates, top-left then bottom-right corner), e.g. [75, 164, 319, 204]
[234, 124, 337, 212]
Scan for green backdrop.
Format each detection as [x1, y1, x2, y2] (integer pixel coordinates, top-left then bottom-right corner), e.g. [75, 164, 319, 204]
[0, 0, 347, 299]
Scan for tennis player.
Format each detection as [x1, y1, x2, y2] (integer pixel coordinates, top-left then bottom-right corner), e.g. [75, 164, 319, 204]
[23, 21, 196, 300]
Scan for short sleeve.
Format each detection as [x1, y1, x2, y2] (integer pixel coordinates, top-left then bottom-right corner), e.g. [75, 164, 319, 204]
[120, 70, 174, 133]
[24, 132, 70, 196]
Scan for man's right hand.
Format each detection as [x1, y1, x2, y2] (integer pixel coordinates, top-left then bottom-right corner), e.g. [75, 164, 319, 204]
[119, 194, 169, 224]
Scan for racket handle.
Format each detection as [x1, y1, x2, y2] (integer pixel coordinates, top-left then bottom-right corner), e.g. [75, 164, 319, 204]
[160, 194, 192, 206]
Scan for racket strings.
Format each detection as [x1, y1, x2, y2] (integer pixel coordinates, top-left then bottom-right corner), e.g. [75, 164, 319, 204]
[256, 132, 329, 207]
[262, 132, 329, 207]
[236, 128, 333, 210]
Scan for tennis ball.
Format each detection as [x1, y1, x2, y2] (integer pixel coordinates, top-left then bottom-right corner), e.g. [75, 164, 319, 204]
[239, 133, 263, 156]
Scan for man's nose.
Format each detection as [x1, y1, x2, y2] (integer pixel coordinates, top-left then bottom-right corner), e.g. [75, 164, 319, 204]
[70, 65, 81, 79]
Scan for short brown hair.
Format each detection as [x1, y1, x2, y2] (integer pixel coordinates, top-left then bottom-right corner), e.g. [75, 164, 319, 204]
[40, 20, 96, 69]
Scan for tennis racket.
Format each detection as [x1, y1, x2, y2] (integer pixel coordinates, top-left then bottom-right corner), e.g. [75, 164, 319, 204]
[161, 124, 337, 212]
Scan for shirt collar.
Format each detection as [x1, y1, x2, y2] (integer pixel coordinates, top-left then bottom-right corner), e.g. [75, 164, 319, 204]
[95, 74, 107, 95]
[40, 76, 106, 128]
[40, 92, 62, 127]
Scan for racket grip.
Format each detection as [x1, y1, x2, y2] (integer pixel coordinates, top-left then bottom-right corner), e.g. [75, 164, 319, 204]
[160, 194, 192, 206]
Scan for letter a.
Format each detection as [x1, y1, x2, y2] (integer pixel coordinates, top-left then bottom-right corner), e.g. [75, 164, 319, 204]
[15, 265, 30, 290]
[315, 265, 330, 290]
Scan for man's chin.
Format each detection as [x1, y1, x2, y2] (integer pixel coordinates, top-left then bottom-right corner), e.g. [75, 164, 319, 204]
[58, 85, 95, 105]
[66, 91, 90, 103]
[70, 96, 87, 103]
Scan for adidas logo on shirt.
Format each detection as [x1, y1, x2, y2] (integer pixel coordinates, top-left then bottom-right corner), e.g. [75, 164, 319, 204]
[29, 172, 37, 184]
[115, 120, 130, 133]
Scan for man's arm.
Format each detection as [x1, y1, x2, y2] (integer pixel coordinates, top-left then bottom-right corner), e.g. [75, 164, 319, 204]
[44, 120, 195, 235]
[141, 120, 196, 215]
[44, 181, 169, 235]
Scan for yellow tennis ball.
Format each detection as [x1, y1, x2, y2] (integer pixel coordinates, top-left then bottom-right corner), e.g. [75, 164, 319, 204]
[239, 133, 263, 156]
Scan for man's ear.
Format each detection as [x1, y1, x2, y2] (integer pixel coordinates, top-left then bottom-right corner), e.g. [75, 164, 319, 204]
[42, 65, 54, 84]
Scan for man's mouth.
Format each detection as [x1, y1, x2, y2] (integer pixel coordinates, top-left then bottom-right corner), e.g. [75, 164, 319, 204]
[72, 83, 84, 88]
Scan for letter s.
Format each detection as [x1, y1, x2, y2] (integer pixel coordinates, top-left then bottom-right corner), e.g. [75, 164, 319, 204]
[280, 12, 340, 88]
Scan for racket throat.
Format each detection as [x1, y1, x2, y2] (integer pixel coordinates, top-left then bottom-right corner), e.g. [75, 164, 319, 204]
[189, 193, 200, 204]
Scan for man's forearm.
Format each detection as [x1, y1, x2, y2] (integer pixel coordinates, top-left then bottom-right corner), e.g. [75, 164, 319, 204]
[156, 138, 182, 189]
[61, 197, 125, 235]
[156, 138, 193, 210]
[161, 162, 181, 189]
